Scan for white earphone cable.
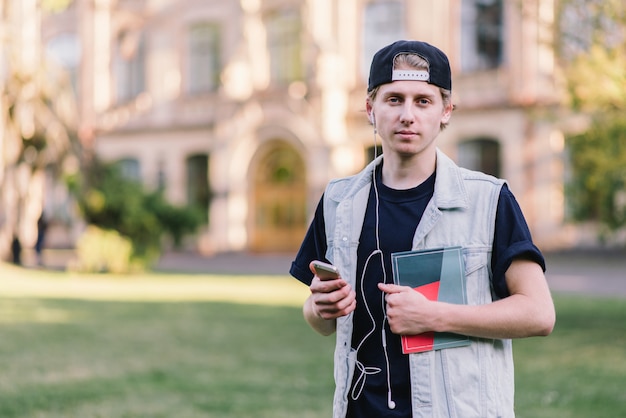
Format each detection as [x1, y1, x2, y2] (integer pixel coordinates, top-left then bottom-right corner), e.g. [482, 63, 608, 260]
[350, 118, 395, 409]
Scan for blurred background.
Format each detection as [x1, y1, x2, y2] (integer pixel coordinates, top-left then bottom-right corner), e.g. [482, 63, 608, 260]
[1, 0, 625, 271]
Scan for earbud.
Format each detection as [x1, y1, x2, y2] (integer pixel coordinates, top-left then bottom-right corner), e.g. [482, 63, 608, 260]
[369, 112, 376, 125]
[387, 394, 396, 409]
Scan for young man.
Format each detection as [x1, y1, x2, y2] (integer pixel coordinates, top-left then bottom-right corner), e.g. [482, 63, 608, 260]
[289, 40, 555, 418]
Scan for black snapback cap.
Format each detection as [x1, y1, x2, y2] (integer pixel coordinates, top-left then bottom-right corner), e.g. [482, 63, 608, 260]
[367, 40, 452, 92]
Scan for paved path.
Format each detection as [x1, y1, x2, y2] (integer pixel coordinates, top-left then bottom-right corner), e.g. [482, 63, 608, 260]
[155, 251, 296, 276]
[542, 251, 626, 297]
[155, 250, 626, 298]
[23, 248, 626, 297]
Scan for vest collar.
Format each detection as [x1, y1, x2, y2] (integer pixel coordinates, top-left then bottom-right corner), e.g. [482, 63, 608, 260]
[327, 148, 469, 210]
[433, 148, 469, 210]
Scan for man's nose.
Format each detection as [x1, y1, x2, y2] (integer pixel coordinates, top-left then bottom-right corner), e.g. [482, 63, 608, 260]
[399, 103, 415, 124]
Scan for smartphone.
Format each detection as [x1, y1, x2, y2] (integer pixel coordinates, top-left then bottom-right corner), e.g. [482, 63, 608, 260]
[312, 260, 340, 280]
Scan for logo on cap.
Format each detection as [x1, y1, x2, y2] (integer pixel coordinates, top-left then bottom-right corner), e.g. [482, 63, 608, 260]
[391, 70, 430, 82]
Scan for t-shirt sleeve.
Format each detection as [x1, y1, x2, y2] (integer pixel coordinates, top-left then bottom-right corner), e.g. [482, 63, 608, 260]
[491, 184, 546, 299]
[289, 195, 328, 285]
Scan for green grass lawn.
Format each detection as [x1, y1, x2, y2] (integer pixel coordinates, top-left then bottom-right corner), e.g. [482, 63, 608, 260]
[514, 297, 626, 418]
[0, 263, 624, 417]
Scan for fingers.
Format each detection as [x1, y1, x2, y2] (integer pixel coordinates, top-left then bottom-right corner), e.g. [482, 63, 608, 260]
[315, 292, 357, 320]
[310, 277, 356, 320]
[378, 283, 412, 294]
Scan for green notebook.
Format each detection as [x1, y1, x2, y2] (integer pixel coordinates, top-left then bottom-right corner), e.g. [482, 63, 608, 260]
[391, 246, 470, 354]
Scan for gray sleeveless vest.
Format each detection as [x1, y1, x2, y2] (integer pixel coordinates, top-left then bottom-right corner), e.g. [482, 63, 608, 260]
[323, 149, 512, 418]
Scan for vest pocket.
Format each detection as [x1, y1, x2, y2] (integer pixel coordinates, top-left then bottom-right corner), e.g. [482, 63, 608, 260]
[439, 342, 498, 417]
[462, 249, 491, 305]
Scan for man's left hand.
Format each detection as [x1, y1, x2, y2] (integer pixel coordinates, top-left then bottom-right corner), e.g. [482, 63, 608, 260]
[378, 283, 439, 335]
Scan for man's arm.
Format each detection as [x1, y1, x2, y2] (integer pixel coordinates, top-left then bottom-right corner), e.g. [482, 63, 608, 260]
[379, 259, 555, 339]
[303, 295, 337, 336]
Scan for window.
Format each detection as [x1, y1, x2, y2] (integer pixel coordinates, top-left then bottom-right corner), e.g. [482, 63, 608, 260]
[361, 1, 405, 81]
[187, 22, 221, 94]
[460, 0, 504, 72]
[157, 159, 166, 192]
[457, 138, 501, 177]
[266, 9, 303, 85]
[186, 154, 210, 222]
[116, 30, 145, 103]
[116, 158, 141, 182]
[45, 32, 81, 94]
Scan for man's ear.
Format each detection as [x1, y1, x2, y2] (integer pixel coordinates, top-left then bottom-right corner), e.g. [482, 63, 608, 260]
[366, 102, 375, 125]
[441, 102, 453, 124]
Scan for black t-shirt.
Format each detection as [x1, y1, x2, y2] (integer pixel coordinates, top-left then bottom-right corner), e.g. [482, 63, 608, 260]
[289, 165, 545, 418]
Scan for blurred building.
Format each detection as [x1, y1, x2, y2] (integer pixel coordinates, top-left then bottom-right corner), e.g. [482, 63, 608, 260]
[40, 0, 575, 254]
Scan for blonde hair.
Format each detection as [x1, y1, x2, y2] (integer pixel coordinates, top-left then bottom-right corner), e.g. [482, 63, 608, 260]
[367, 53, 453, 130]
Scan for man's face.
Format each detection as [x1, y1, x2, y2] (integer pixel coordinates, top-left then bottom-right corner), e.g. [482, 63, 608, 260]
[368, 80, 452, 159]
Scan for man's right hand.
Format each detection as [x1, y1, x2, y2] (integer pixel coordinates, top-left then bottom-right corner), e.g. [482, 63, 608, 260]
[303, 262, 357, 335]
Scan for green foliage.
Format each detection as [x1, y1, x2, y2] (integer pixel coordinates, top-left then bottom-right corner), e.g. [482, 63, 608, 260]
[566, 113, 626, 230]
[555, 1, 626, 237]
[564, 45, 626, 112]
[70, 225, 136, 274]
[67, 159, 203, 270]
[144, 192, 204, 248]
[555, 0, 626, 112]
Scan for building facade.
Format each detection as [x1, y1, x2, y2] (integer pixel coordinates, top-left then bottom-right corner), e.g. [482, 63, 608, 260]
[40, 0, 576, 255]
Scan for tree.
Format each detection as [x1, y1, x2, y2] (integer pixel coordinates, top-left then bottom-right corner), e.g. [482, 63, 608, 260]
[66, 159, 203, 272]
[556, 0, 626, 112]
[0, 0, 81, 261]
[567, 116, 626, 231]
[554, 0, 626, 240]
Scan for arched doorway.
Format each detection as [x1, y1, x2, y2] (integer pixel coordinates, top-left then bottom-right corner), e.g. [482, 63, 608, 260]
[250, 141, 307, 253]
